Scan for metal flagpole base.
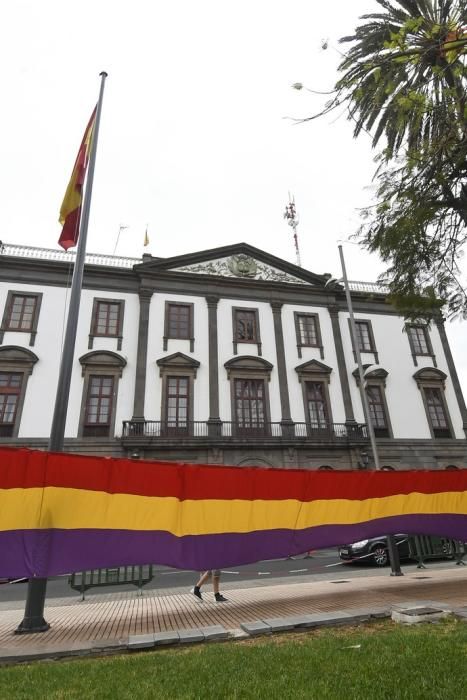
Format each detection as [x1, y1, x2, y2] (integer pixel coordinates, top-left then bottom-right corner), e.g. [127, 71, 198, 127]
[387, 534, 404, 576]
[15, 620, 50, 635]
[15, 578, 50, 634]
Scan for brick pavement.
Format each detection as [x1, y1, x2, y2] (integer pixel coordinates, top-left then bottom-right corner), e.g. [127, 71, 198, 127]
[1, 566, 467, 660]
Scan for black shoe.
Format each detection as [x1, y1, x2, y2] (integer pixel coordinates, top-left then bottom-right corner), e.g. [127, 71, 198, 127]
[215, 593, 227, 602]
[191, 586, 203, 601]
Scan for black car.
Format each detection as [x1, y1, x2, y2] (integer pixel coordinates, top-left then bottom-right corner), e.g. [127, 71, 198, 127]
[338, 534, 411, 567]
[339, 534, 459, 567]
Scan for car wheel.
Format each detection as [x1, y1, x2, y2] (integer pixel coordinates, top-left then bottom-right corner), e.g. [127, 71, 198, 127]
[371, 545, 389, 567]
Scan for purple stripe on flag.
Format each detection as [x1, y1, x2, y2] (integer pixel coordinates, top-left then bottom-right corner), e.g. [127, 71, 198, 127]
[2, 513, 467, 578]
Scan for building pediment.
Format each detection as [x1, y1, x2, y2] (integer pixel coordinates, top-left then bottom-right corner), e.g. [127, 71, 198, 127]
[413, 367, 447, 385]
[156, 352, 200, 370]
[0, 346, 39, 366]
[352, 365, 389, 381]
[172, 254, 310, 285]
[224, 355, 273, 379]
[352, 365, 389, 387]
[135, 243, 327, 287]
[79, 351, 127, 368]
[79, 351, 127, 377]
[295, 359, 333, 375]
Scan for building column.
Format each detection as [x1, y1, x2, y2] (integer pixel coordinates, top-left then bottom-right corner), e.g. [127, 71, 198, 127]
[132, 288, 153, 422]
[270, 301, 293, 435]
[328, 305, 356, 424]
[435, 317, 467, 437]
[206, 296, 222, 437]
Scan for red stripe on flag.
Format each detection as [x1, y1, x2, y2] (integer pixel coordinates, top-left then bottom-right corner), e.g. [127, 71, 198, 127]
[58, 206, 81, 251]
[58, 107, 96, 251]
[1, 447, 467, 501]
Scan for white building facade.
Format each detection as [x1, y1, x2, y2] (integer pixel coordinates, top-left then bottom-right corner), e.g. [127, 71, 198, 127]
[0, 242, 466, 470]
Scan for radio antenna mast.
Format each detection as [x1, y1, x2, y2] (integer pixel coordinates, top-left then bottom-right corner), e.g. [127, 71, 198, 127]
[283, 192, 302, 267]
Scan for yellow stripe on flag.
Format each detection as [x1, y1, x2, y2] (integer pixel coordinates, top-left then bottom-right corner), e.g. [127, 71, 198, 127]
[2, 487, 467, 535]
[58, 107, 96, 250]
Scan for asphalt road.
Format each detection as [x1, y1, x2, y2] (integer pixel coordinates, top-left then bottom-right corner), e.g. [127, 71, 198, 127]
[0, 549, 348, 602]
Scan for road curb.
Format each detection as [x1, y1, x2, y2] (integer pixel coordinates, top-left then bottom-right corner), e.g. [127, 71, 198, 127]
[2, 603, 467, 666]
[2, 569, 467, 666]
[0, 608, 393, 665]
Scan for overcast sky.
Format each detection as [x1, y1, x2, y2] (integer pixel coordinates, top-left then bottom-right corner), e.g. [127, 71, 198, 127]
[2, 0, 465, 393]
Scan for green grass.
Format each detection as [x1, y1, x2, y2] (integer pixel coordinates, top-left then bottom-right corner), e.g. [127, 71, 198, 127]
[1, 619, 467, 699]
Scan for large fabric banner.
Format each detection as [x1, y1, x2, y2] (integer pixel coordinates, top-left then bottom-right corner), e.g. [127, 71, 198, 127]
[1, 446, 467, 578]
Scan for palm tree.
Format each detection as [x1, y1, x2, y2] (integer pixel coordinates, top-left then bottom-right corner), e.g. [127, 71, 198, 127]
[318, 1, 467, 318]
[336, 0, 467, 160]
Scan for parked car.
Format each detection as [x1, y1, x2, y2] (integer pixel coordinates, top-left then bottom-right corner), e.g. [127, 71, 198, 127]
[338, 534, 459, 567]
[338, 534, 411, 567]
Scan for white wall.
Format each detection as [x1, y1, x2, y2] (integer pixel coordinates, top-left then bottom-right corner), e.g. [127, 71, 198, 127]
[145, 293, 210, 421]
[1, 276, 464, 441]
[217, 299, 281, 422]
[64, 289, 139, 437]
[0, 282, 139, 437]
[339, 312, 465, 439]
[281, 305, 346, 424]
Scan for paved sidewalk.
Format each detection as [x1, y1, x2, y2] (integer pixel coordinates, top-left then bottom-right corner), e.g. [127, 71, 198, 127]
[1, 566, 467, 662]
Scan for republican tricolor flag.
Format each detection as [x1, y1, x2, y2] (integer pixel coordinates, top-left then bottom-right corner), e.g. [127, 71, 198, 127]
[58, 107, 97, 250]
[2, 446, 467, 579]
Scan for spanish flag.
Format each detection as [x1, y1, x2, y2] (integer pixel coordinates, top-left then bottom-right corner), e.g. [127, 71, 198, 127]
[58, 107, 97, 251]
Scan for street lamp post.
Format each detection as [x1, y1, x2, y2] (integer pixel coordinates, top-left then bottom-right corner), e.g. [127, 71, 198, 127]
[338, 245, 402, 576]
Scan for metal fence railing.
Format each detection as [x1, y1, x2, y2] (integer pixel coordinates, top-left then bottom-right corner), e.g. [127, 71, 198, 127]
[69, 565, 154, 600]
[121, 420, 368, 442]
[408, 535, 466, 568]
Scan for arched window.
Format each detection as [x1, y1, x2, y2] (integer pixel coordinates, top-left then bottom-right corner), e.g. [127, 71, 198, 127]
[413, 368, 453, 438]
[79, 351, 126, 438]
[225, 356, 273, 436]
[237, 457, 273, 468]
[318, 465, 333, 471]
[445, 465, 459, 471]
[295, 360, 333, 434]
[381, 466, 395, 471]
[156, 352, 200, 436]
[352, 366, 392, 438]
[0, 346, 38, 437]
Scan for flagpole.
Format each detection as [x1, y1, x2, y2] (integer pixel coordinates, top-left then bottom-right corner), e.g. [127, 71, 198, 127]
[338, 244, 402, 577]
[16, 72, 108, 634]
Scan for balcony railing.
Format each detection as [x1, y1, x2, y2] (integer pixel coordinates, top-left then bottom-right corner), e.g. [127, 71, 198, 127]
[121, 420, 368, 442]
[1, 244, 385, 287]
[123, 421, 209, 438]
[348, 280, 389, 294]
[0, 242, 140, 268]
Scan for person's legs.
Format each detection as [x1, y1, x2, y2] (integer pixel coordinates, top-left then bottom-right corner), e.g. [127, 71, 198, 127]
[212, 570, 220, 594]
[196, 571, 212, 588]
[212, 570, 227, 602]
[191, 569, 227, 602]
[191, 570, 212, 600]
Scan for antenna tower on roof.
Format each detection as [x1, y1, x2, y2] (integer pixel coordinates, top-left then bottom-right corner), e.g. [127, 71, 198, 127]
[283, 192, 302, 267]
